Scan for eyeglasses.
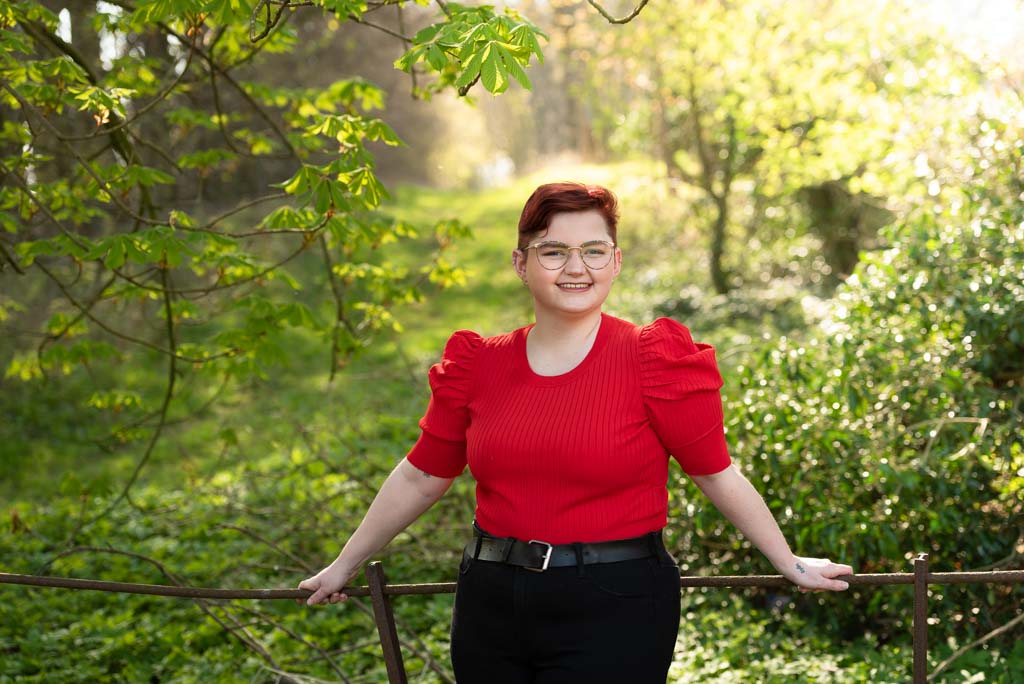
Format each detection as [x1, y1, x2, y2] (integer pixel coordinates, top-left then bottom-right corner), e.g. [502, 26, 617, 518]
[521, 240, 616, 270]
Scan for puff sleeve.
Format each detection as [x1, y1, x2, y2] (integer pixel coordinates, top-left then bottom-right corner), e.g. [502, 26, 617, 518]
[406, 330, 482, 478]
[640, 318, 732, 476]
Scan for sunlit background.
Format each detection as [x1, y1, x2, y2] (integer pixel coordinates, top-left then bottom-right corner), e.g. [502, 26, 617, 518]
[2, 1, 1023, 682]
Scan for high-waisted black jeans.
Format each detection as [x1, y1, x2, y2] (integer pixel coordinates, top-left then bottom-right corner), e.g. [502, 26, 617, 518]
[450, 534, 681, 683]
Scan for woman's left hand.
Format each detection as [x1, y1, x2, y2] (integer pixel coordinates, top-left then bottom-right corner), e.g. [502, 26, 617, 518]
[779, 556, 854, 592]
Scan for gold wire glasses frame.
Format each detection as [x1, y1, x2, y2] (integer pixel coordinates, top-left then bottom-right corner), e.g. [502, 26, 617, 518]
[521, 240, 617, 270]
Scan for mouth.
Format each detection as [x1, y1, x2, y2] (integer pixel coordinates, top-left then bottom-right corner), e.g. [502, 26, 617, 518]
[557, 283, 593, 292]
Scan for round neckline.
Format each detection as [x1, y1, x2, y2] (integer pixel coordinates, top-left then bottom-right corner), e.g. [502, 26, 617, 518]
[517, 313, 611, 386]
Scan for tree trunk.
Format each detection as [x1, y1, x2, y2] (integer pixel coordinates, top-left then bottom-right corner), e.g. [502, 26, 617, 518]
[710, 195, 729, 294]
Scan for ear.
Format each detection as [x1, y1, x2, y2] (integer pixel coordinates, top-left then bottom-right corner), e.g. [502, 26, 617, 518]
[611, 247, 622, 278]
[512, 249, 528, 281]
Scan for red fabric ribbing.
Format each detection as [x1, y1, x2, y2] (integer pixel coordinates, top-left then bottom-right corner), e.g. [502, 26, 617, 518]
[407, 313, 731, 544]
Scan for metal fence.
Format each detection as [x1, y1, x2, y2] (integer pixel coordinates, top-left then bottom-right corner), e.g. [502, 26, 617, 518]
[3, 553, 1023, 683]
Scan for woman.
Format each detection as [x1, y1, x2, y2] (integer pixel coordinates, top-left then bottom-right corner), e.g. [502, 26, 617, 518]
[299, 182, 853, 683]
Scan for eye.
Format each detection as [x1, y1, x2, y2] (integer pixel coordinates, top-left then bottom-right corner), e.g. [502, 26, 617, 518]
[538, 245, 569, 257]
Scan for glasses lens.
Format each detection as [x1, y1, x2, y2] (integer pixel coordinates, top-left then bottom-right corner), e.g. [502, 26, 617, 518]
[581, 243, 612, 269]
[537, 244, 570, 269]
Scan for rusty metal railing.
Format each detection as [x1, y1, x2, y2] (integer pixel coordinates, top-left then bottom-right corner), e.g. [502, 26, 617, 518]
[3, 553, 1023, 683]
[356, 553, 1024, 684]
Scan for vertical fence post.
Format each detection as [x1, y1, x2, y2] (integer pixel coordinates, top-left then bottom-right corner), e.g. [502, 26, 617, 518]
[913, 553, 929, 684]
[366, 561, 408, 684]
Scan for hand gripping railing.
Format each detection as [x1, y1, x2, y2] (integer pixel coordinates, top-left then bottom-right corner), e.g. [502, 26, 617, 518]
[3, 553, 1023, 683]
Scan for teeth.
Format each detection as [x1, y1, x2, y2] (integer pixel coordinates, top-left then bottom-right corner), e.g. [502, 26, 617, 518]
[559, 283, 591, 289]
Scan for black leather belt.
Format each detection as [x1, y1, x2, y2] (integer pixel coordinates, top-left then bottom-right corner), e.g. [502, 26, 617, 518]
[467, 529, 660, 572]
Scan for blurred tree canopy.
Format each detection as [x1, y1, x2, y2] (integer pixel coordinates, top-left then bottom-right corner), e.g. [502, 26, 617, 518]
[0, 0, 548, 508]
[525, 0, 991, 294]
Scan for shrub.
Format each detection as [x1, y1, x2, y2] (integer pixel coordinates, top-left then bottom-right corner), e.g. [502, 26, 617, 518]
[667, 106, 1024, 643]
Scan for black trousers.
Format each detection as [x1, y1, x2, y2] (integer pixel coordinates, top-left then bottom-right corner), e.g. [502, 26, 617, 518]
[450, 535, 681, 683]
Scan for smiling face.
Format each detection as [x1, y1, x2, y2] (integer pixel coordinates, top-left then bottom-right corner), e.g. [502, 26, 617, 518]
[512, 210, 622, 321]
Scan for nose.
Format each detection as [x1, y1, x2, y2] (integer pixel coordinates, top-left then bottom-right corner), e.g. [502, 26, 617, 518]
[563, 248, 587, 274]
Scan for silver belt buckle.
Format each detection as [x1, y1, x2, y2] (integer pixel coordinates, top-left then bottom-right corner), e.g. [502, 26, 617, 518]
[525, 540, 553, 572]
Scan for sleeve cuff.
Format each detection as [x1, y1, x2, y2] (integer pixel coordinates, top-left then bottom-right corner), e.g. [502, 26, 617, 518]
[406, 430, 467, 479]
[670, 425, 732, 476]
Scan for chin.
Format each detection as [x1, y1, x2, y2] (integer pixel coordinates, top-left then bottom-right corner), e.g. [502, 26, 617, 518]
[552, 298, 606, 316]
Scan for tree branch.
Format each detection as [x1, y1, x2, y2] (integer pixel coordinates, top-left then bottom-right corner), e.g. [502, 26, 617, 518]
[15, 18, 137, 164]
[0, 240, 25, 274]
[249, 0, 311, 43]
[204, 193, 290, 231]
[41, 546, 295, 681]
[31, 259, 234, 363]
[1, 81, 161, 225]
[90, 0, 300, 161]
[685, 64, 718, 199]
[73, 269, 178, 533]
[318, 234, 357, 380]
[56, 34, 199, 143]
[217, 523, 314, 574]
[928, 610, 1024, 681]
[434, 0, 453, 20]
[233, 603, 353, 684]
[587, 0, 650, 24]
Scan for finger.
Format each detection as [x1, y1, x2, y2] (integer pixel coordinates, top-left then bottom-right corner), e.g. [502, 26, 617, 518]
[821, 577, 850, 591]
[296, 580, 316, 604]
[819, 566, 854, 582]
[307, 588, 329, 605]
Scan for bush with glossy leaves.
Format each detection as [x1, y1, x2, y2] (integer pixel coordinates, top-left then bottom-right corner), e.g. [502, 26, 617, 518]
[667, 106, 1024, 643]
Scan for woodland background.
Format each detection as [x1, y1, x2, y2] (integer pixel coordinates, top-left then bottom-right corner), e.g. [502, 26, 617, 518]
[1, 0, 1022, 682]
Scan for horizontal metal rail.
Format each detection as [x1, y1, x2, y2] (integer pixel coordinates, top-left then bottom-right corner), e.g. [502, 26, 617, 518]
[2, 555, 1023, 683]
[4, 568, 1023, 596]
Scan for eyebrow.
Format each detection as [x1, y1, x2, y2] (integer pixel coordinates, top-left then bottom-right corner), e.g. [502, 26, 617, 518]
[531, 240, 612, 247]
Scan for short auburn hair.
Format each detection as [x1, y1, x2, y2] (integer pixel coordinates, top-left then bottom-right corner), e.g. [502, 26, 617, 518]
[517, 182, 619, 250]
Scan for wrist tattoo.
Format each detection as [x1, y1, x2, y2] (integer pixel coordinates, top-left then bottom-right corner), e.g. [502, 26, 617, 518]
[796, 562, 806, 574]
[421, 471, 432, 478]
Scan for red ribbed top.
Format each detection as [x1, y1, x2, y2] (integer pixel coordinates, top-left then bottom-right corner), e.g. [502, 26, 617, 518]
[406, 313, 731, 544]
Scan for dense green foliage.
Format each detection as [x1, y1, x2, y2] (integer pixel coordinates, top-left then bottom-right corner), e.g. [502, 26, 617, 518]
[1, 0, 1022, 682]
[666, 107, 1024, 646]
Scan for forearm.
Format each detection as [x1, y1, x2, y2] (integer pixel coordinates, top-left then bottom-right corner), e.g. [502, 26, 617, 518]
[690, 464, 795, 571]
[332, 458, 453, 571]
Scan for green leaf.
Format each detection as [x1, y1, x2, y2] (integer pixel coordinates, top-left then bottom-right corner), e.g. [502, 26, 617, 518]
[124, 165, 175, 187]
[455, 48, 485, 90]
[426, 44, 448, 71]
[0, 210, 18, 234]
[104, 238, 126, 270]
[498, 44, 531, 90]
[177, 149, 237, 170]
[479, 46, 499, 93]
[276, 166, 318, 196]
[168, 210, 195, 228]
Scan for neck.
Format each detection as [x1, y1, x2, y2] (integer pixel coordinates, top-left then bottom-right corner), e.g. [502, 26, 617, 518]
[530, 308, 603, 343]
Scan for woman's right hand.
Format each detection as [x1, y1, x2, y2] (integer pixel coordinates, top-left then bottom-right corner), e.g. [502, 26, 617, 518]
[295, 458, 455, 607]
[297, 561, 359, 606]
